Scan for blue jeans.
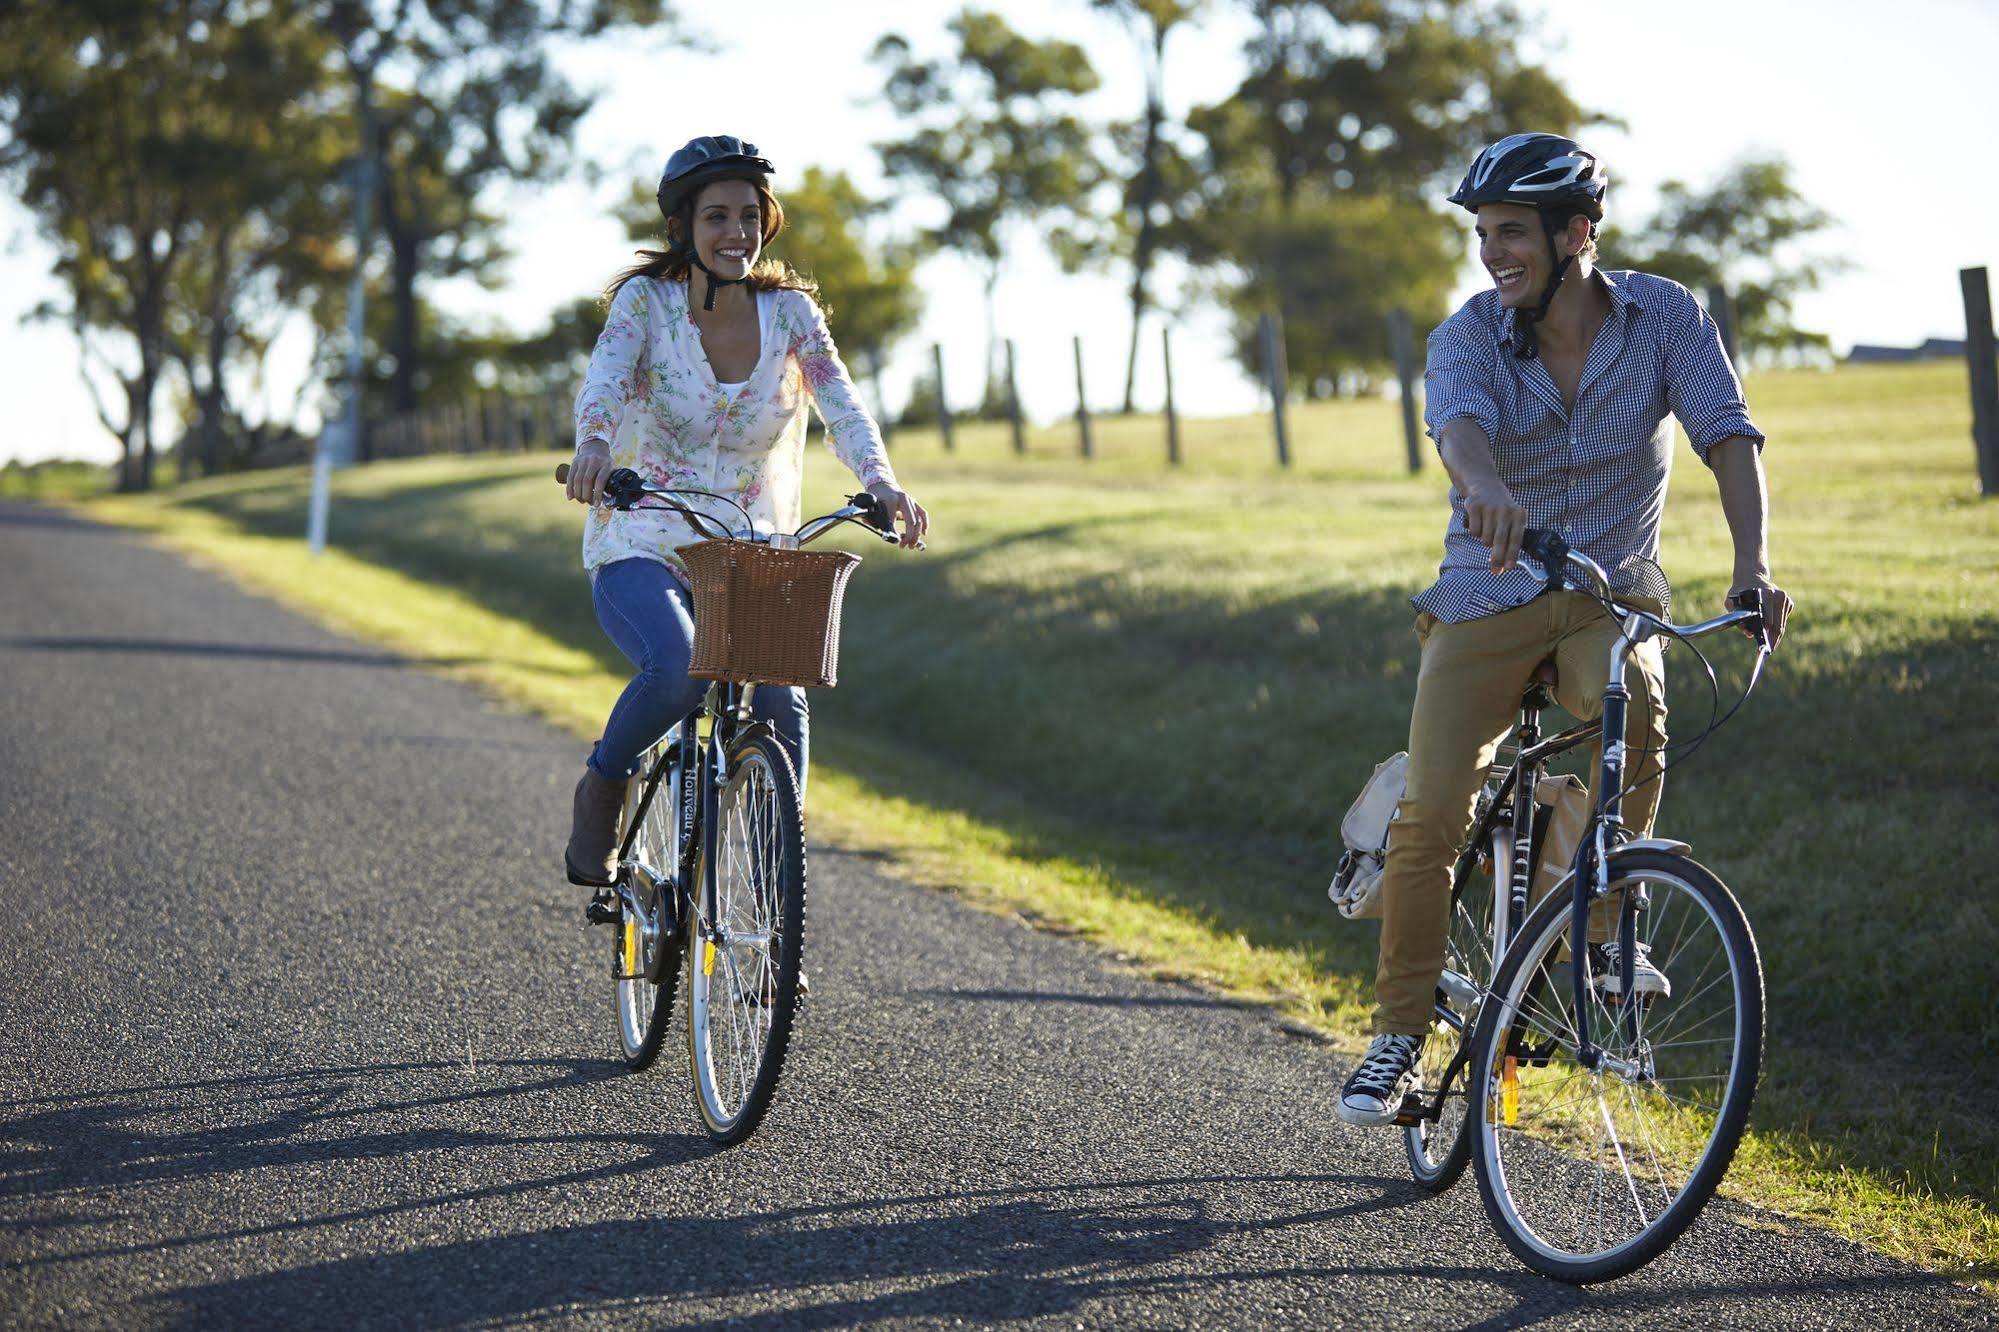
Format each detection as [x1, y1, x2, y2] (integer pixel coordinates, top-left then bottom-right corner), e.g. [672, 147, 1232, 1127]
[587, 558, 809, 796]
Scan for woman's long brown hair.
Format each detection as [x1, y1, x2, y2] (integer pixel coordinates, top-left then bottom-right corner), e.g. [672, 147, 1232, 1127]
[607, 178, 818, 304]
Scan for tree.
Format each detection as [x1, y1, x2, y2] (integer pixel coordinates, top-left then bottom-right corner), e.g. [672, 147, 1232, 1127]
[2, 3, 361, 488]
[767, 167, 924, 373]
[1615, 156, 1842, 361]
[872, 9, 1101, 407]
[1089, 0, 1204, 413]
[317, 0, 685, 448]
[1172, 0, 1592, 388]
[2, 2, 215, 489]
[162, 7, 348, 477]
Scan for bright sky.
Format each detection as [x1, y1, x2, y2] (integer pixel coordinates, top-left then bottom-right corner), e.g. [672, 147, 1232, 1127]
[3, 0, 1995, 465]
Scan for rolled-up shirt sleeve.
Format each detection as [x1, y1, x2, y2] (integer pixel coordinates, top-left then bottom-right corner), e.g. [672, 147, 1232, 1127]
[573, 279, 651, 452]
[1664, 291, 1764, 463]
[1423, 316, 1501, 450]
[791, 294, 897, 491]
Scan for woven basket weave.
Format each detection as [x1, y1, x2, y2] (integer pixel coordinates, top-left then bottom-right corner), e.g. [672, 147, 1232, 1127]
[676, 540, 862, 689]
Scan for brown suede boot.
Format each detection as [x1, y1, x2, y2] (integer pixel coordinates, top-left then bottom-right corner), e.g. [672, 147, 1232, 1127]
[565, 765, 629, 886]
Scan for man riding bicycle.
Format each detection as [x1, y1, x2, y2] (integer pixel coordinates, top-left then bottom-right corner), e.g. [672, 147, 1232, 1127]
[1338, 133, 1794, 1127]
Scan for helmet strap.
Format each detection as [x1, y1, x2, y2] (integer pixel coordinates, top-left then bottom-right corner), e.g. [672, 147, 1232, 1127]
[1512, 216, 1579, 361]
[681, 245, 751, 311]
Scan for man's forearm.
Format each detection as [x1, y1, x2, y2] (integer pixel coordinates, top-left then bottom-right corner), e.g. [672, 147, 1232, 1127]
[1437, 418, 1505, 498]
[1709, 436, 1771, 585]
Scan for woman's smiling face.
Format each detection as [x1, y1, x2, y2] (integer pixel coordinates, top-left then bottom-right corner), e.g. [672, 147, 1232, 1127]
[692, 179, 763, 279]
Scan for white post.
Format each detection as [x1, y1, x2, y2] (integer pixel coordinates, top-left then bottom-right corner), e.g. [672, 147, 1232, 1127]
[307, 437, 333, 555]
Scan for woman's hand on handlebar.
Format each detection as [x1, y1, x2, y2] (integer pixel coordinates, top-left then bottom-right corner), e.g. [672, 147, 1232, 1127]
[566, 440, 613, 506]
[866, 481, 929, 550]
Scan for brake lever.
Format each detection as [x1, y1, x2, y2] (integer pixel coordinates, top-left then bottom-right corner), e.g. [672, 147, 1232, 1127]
[1731, 589, 1770, 650]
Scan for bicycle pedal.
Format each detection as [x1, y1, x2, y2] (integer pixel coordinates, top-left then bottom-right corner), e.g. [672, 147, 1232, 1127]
[1391, 1092, 1429, 1127]
[584, 891, 620, 926]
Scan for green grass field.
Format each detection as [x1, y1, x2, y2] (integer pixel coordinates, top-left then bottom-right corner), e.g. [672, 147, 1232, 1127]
[86, 358, 1998, 1287]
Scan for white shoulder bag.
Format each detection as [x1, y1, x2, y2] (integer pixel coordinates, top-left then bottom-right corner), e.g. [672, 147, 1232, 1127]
[1326, 751, 1407, 920]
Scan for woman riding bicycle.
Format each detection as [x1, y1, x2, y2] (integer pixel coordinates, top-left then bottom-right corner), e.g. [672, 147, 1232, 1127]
[562, 134, 929, 887]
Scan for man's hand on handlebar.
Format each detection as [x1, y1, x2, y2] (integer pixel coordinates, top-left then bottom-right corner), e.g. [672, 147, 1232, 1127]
[1465, 480, 1528, 574]
[1728, 578, 1792, 650]
[866, 481, 930, 551]
[565, 439, 613, 506]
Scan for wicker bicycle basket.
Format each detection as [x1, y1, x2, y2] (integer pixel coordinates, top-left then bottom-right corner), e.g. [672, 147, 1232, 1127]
[676, 539, 863, 689]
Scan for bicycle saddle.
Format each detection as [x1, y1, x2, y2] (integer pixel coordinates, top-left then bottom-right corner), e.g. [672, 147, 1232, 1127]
[1530, 658, 1559, 687]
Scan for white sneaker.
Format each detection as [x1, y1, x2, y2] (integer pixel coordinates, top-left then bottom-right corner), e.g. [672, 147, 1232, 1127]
[1337, 1033, 1425, 1126]
[1593, 941, 1670, 999]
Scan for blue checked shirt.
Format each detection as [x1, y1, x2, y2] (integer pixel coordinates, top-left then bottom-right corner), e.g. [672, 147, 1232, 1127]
[1415, 270, 1763, 623]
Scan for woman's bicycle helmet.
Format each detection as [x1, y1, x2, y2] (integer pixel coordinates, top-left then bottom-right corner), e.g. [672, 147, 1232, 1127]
[1448, 133, 1607, 360]
[655, 135, 775, 309]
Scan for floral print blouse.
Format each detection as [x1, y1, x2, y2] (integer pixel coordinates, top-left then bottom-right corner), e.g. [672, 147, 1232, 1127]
[572, 275, 898, 576]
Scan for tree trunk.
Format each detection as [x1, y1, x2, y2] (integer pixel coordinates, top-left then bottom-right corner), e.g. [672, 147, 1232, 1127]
[1120, 25, 1172, 415]
[199, 225, 235, 476]
[1121, 89, 1165, 414]
[981, 263, 1001, 413]
[378, 162, 424, 422]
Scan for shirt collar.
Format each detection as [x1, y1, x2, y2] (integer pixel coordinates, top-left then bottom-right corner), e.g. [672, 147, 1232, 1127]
[1500, 268, 1641, 351]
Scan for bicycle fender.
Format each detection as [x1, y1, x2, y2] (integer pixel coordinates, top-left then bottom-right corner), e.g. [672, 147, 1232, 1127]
[1614, 836, 1693, 857]
[729, 720, 782, 753]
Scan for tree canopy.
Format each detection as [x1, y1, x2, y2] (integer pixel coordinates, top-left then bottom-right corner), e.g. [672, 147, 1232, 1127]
[872, 8, 1101, 406]
[1614, 155, 1841, 361]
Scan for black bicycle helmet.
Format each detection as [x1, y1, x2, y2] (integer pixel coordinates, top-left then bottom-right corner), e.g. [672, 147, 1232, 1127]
[655, 135, 775, 309]
[1448, 133, 1607, 360]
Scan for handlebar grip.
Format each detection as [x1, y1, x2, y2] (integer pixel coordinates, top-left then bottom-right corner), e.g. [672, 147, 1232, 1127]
[1520, 527, 1569, 591]
[555, 462, 570, 484]
[850, 491, 896, 534]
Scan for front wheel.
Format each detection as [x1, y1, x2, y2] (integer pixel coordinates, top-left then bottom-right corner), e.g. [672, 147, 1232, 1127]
[687, 731, 807, 1144]
[1467, 849, 1763, 1283]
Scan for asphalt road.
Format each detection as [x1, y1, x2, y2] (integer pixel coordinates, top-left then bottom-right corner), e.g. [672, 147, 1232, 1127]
[0, 499, 1985, 1330]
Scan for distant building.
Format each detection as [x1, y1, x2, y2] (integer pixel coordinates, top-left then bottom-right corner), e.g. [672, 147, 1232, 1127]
[1846, 338, 1968, 363]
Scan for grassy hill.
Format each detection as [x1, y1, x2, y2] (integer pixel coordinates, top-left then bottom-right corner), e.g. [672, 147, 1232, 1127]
[89, 358, 1998, 1286]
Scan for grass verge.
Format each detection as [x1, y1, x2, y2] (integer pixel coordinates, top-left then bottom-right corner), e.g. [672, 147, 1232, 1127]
[80, 357, 1998, 1290]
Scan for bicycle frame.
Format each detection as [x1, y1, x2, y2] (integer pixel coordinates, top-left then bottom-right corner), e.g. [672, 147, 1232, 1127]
[609, 678, 766, 984]
[1403, 685, 1601, 1125]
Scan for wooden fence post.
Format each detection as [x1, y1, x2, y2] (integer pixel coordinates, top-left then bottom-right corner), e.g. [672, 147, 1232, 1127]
[1961, 266, 1999, 497]
[1259, 310, 1291, 468]
[1388, 307, 1423, 473]
[1005, 339, 1026, 456]
[1072, 335, 1094, 460]
[1162, 326, 1181, 466]
[931, 342, 954, 452]
[1706, 284, 1741, 374]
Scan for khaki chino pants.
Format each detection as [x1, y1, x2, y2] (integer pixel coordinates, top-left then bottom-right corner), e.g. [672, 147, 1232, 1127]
[1371, 591, 1667, 1036]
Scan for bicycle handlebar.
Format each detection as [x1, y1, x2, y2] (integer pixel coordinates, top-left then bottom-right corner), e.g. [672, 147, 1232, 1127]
[554, 462, 904, 548]
[1521, 527, 1768, 649]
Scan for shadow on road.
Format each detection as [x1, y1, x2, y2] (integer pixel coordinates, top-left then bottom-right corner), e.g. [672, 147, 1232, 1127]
[0, 635, 455, 670]
[3, 1058, 1975, 1326]
[142, 1170, 1966, 1330]
[0, 1057, 708, 1265]
[917, 986, 1261, 1013]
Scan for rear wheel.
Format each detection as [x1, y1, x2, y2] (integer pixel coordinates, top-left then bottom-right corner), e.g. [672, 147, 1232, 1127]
[1405, 825, 1504, 1191]
[613, 741, 681, 1070]
[687, 732, 806, 1144]
[1468, 849, 1762, 1282]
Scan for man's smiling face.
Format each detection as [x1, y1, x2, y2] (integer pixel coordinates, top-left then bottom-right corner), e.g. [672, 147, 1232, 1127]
[1475, 202, 1548, 309]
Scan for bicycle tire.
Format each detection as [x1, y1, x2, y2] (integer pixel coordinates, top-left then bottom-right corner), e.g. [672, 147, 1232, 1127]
[686, 731, 807, 1144]
[1405, 826, 1504, 1191]
[1467, 848, 1763, 1283]
[613, 745, 681, 1070]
